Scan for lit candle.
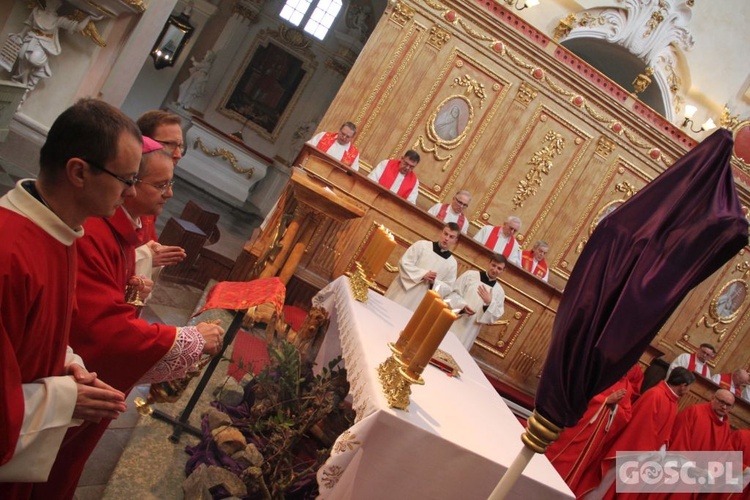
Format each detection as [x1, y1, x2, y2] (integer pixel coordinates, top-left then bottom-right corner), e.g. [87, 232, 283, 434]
[406, 307, 457, 378]
[400, 298, 446, 363]
[394, 290, 440, 352]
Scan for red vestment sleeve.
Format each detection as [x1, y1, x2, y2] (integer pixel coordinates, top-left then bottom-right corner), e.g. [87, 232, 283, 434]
[70, 218, 176, 392]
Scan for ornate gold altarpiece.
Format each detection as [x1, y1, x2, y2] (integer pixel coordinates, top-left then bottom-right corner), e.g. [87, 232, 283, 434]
[232, 0, 750, 423]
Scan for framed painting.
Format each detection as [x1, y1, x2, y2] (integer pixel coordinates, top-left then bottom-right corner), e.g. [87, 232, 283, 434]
[220, 34, 314, 141]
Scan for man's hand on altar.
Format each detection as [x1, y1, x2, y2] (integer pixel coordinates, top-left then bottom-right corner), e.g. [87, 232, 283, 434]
[149, 241, 187, 267]
[128, 275, 154, 297]
[197, 322, 225, 356]
[71, 374, 127, 423]
[423, 270, 438, 284]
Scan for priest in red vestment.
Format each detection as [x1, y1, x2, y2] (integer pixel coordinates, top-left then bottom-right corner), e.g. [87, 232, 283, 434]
[581, 366, 696, 499]
[670, 389, 734, 453]
[521, 240, 550, 282]
[473, 215, 523, 266]
[367, 149, 421, 204]
[546, 365, 642, 497]
[34, 138, 225, 499]
[427, 189, 471, 234]
[0, 99, 135, 497]
[308, 121, 361, 171]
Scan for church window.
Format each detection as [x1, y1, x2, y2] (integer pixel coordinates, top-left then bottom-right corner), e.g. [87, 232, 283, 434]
[279, 0, 342, 40]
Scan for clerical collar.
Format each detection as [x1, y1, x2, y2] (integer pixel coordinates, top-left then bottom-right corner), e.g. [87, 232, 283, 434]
[480, 271, 496, 286]
[22, 179, 48, 208]
[432, 241, 452, 259]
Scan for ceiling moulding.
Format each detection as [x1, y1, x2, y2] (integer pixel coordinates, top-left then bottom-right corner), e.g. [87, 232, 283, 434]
[65, 0, 146, 18]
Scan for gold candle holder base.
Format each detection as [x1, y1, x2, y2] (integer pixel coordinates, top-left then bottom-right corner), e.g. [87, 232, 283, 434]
[349, 261, 373, 302]
[133, 396, 153, 416]
[377, 354, 424, 410]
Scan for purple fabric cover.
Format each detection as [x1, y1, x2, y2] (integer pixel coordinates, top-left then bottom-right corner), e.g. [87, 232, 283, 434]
[536, 128, 748, 428]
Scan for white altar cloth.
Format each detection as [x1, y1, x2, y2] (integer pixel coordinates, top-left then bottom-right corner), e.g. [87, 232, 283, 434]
[313, 276, 572, 499]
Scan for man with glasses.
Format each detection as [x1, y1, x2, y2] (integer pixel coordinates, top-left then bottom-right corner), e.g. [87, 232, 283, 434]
[308, 121, 360, 171]
[521, 240, 550, 282]
[473, 215, 523, 266]
[0, 99, 131, 495]
[135, 110, 187, 275]
[36, 138, 225, 498]
[669, 389, 734, 454]
[368, 149, 421, 204]
[666, 342, 716, 379]
[427, 189, 471, 234]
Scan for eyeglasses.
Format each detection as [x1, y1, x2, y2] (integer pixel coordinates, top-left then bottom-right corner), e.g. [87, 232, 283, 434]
[504, 224, 519, 233]
[454, 197, 469, 208]
[154, 139, 186, 156]
[84, 159, 138, 187]
[138, 179, 175, 194]
[700, 349, 716, 358]
[714, 397, 734, 407]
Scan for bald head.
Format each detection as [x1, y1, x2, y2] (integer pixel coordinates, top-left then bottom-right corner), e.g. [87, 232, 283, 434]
[733, 369, 750, 387]
[711, 389, 735, 419]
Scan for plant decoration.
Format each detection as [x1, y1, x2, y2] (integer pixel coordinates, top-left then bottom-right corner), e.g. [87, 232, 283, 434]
[185, 339, 352, 499]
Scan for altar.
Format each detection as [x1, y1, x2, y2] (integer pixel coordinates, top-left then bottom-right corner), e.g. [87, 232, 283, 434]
[312, 277, 572, 499]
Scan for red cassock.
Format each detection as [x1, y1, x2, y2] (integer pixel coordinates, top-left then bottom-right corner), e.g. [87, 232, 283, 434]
[0, 210, 76, 499]
[670, 402, 732, 452]
[35, 208, 177, 499]
[580, 379, 680, 500]
[546, 375, 635, 497]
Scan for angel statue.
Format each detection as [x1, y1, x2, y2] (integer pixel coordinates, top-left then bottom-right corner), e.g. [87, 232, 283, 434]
[177, 50, 216, 111]
[5, 0, 101, 93]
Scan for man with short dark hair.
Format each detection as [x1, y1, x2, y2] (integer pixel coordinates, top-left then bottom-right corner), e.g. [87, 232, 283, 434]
[385, 223, 459, 311]
[667, 342, 716, 379]
[428, 190, 471, 234]
[308, 121, 360, 171]
[443, 253, 506, 350]
[368, 149, 421, 204]
[473, 215, 523, 266]
[0, 99, 131, 494]
[136, 110, 185, 167]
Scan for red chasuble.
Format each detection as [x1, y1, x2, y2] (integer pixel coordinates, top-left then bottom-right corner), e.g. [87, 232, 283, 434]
[669, 402, 732, 452]
[580, 380, 679, 499]
[546, 375, 635, 497]
[485, 225, 517, 258]
[36, 208, 177, 499]
[521, 250, 548, 279]
[0, 210, 76, 499]
[316, 131, 359, 166]
[378, 159, 418, 199]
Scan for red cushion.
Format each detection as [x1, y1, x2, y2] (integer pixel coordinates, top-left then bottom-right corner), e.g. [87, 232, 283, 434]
[283, 305, 308, 332]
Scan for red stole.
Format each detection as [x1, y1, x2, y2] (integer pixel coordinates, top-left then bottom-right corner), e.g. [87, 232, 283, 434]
[717, 373, 742, 397]
[485, 225, 516, 258]
[316, 131, 359, 166]
[687, 352, 709, 377]
[521, 250, 548, 278]
[436, 203, 466, 228]
[379, 159, 417, 199]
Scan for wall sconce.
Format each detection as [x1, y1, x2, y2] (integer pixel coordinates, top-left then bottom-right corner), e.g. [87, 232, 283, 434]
[504, 0, 540, 10]
[151, 11, 194, 70]
[681, 105, 716, 133]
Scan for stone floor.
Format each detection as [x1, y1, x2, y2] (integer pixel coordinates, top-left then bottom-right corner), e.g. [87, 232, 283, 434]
[0, 156, 264, 498]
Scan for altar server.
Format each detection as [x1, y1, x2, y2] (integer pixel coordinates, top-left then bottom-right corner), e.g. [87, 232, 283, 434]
[442, 253, 506, 350]
[385, 222, 459, 311]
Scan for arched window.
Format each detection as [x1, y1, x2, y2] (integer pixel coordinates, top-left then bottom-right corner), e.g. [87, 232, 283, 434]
[279, 0, 343, 40]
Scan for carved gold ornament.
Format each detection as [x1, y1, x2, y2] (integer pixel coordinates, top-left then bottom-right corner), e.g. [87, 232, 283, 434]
[193, 137, 255, 179]
[699, 278, 748, 341]
[391, 1, 415, 26]
[512, 131, 565, 208]
[451, 74, 486, 108]
[426, 94, 474, 148]
[427, 25, 451, 50]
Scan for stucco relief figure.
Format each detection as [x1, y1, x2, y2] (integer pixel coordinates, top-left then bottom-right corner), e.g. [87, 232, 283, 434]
[177, 50, 216, 111]
[347, 5, 372, 42]
[8, 0, 99, 93]
[433, 98, 470, 142]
